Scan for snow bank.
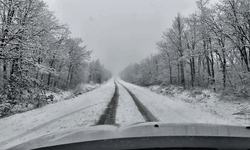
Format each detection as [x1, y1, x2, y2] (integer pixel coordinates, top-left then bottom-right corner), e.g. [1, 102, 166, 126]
[46, 83, 101, 102]
[73, 83, 101, 96]
[6, 83, 101, 117]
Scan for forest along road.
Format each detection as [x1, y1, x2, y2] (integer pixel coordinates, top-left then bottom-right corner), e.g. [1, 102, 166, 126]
[0, 79, 115, 149]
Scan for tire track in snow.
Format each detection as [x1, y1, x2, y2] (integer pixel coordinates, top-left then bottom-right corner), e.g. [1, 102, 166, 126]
[95, 80, 119, 125]
[117, 81, 158, 122]
[115, 83, 145, 123]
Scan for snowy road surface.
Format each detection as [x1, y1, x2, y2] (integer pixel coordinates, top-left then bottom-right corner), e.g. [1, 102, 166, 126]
[95, 81, 119, 125]
[0, 79, 116, 149]
[118, 80, 238, 125]
[0, 78, 241, 149]
[116, 82, 144, 124]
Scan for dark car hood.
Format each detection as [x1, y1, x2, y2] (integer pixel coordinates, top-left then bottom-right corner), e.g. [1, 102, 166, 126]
[10, 122, 250, 150]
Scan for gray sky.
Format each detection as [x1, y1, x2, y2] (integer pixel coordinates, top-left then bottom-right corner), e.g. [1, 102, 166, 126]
[43, 0, 216, 75]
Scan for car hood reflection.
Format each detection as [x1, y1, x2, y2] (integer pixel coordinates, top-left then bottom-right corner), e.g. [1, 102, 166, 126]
[10, 122, 250, 150]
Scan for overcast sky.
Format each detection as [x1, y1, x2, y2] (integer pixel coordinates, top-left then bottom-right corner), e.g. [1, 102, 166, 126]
[43, 0, 216, 75]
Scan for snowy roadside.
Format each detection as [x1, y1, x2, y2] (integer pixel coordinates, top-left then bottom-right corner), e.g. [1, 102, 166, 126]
[147, 85, 250, 126]
[8, 83, 101, 115]
[115, 83, 144, 124]
[0, 79, 115, 149]
[46, 83, 102, 103]
[118, 79, 246, 126]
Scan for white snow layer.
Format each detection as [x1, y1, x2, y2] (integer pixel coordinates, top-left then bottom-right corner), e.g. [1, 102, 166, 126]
[115, 83, 144, 124]
[0, 79, 115, 149]
[118, 79, 246, 126]
[0, 78, 248, 149]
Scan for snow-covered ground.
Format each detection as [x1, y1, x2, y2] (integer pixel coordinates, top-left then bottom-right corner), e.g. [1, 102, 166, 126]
[115, 83, 144, 124]
[1, 78, 249, 149]
[45, 83, 101, 102]
[147, 85, 250, 126]
[174, 89, 250, 126]
[118, 79, 247, 126]
[9, 83, 101, 114]
[0, 79, 115, 149]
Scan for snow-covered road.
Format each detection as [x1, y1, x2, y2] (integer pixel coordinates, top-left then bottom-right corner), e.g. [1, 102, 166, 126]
[118, 80, 237, 125]
[0, 78, 242, 149]
[116, 82, 144, 124]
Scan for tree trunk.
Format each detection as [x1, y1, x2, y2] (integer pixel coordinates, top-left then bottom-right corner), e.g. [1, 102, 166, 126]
[67, 64, 72, 86]
[168, 56, 172, 84]
[219, 37, 226, 89]
[202, 59, 206, 87]
[177, 62, 180, 85]
[177, 15, 185, 89]
[222, 49, 226, 89]
[180, 61, 185, 89]
[241, 46, 250, 72]
[47, 56, 55, 86]
[197, 55, 201, 86]
[70, 68, 73, 86]
[3, 58, 7, 93]
[155, 58, 158, 84]
[206, 55, 211, 84]
[209, 38, 215, 91]
[190, 57, 195, 87]
[47, 73, 51, 86]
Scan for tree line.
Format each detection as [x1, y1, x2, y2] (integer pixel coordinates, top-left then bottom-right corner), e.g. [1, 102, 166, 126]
[0, 0, 111, 114]
[120, 0, 250, 96]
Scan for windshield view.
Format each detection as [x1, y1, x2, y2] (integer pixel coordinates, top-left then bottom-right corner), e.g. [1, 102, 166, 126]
[0, 0, 250, 149]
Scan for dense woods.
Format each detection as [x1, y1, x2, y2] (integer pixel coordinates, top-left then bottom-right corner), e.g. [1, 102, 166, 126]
[120, 0, 250, 97]
[0, 0, 111, 116]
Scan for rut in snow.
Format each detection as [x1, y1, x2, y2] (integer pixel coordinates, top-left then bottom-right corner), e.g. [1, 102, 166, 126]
[117, 81, 158, 122]
[96, 80, 119, 125]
